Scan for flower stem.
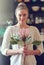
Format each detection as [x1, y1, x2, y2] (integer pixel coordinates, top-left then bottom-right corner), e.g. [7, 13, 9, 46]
[23, 42, 26, 65]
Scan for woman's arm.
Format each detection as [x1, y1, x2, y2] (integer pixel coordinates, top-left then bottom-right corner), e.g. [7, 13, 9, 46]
[29, 49, 41, 55]
[6, 48, 23, 56]
[34, 27, 43, 55]
[23, 46, 41, 56]
[23, 27, 43, 56]
[1, 26, 23, 56]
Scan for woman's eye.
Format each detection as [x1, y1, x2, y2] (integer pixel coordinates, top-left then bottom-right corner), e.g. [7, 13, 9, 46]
[23, 14, 26, 16]
[19, 14, 26, 17]
[19, 14, 21, 17]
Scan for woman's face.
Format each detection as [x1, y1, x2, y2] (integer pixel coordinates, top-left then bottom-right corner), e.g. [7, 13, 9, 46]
[16, 9, 28, 24]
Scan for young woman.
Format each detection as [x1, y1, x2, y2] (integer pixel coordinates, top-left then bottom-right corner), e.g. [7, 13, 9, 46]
[1, 2, 43, 65]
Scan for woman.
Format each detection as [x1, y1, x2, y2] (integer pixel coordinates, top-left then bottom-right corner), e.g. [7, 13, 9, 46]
[1, 2, 43, 65]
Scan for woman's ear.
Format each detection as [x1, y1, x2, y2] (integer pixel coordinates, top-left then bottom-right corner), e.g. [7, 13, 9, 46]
[15, 12, 17, 19]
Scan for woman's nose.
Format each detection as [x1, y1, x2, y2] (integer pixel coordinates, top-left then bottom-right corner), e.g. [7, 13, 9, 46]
[21, 16, 24, 19]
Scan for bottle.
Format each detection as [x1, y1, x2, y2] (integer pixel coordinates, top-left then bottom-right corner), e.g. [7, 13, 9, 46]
[39, 17, 42, 23]
[35, 17, 39, 24]
[30, 14, 34, 23]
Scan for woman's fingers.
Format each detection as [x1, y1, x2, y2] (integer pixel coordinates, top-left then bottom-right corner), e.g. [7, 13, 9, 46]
[23, 46, 30, 56]
[18, 47, 24, 54]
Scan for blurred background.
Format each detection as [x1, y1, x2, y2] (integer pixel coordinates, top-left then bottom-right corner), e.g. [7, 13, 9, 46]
[0, 0, 44, 65]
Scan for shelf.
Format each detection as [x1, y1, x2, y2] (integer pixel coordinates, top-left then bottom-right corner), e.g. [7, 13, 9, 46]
[27, 23, 44, 32]
[13, 1, 44, 32]
[27, 23, 44, 25]
[27, 23, 44, 28]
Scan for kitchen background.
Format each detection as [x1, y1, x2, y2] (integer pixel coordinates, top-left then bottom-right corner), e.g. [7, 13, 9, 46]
[0, 0, 44, 65]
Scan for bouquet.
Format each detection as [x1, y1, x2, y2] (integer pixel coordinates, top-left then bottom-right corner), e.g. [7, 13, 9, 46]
[10, 28, 31, 45]
[10, 34, 20, 44]
[10, 35, 32, 45]
[10, 28, 41, 46]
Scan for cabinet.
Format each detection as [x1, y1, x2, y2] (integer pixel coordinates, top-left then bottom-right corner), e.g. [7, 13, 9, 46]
[25, 1, 44, 32]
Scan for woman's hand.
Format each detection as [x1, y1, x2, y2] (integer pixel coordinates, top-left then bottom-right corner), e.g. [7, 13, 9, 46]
[23, 45, 30, 56]
[18, 47, 24, 54]
[23, 45, 41, 55]
[18, 45, 30, 55]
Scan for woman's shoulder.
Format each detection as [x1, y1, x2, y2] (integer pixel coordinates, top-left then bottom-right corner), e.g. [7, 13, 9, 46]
[11, 25, 18, 28]
[7, 25, 17, 29]
[6, 26, 13, 30]
[29, 26, 38, 31]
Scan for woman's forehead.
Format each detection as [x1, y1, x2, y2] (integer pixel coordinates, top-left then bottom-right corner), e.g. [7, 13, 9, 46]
[17, 9, 28, 14]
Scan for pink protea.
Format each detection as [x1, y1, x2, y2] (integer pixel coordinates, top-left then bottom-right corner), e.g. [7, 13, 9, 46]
[25, 28, 29, 37]
[19, 28, 25, 38]
[18, 28, 29, 40]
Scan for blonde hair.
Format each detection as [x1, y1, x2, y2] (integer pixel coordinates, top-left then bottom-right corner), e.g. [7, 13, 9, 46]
[15, 2, 28, 15]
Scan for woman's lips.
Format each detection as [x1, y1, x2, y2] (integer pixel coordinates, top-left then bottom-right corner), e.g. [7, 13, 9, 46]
[20, 20, 24, 22]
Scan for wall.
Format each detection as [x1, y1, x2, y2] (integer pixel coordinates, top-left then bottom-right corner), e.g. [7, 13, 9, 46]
[0, 0, 14, 65]
[0, 0, 14, 24]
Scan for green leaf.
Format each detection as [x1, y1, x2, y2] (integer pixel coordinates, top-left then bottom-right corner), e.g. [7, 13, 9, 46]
[26, 36, 31, 44]
[32, 41, 41, 45]
[10, 40, 18, 44]
[10, 36, 20, 44]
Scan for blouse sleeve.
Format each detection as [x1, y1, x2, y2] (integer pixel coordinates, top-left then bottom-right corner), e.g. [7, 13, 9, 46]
[1, 26, 12, 56]
[34, 27, 43, 55]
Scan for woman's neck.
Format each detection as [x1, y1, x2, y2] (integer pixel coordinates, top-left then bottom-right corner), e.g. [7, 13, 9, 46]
[16, 23, 29, 29]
